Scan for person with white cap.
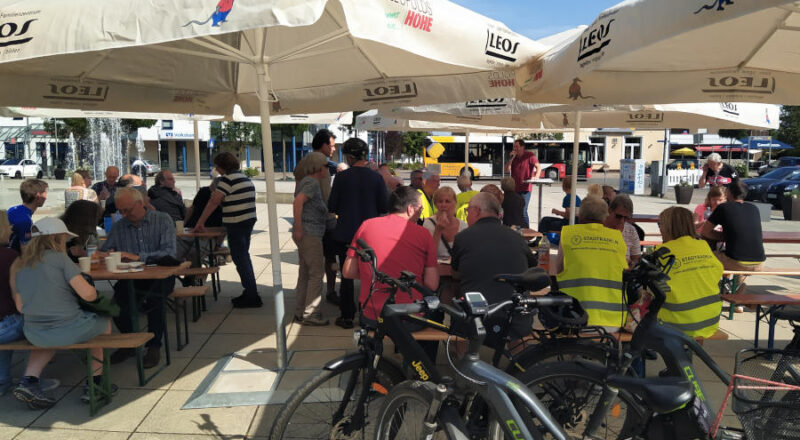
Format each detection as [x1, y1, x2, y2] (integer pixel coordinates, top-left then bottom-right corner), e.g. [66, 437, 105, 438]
[10, 217, 112, 409]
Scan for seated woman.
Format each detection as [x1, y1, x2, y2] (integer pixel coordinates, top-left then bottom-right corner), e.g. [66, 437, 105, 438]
[554, 196, 627, 329]
[693, 185, 725, 236]
[656, 207, 723, 338]
[0, 212, 59, 403]
[422, 187, 467, 260]
[500, 176, 526, 228]
[61, 200, 104, 262]
[11, 218, 113, 409]
[64, 173, 98, 208]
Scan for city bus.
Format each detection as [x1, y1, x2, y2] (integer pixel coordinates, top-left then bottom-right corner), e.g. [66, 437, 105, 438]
[423, 135, 594, 180]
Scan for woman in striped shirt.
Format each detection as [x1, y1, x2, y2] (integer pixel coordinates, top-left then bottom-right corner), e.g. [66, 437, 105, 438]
[192, 152, 261, 308]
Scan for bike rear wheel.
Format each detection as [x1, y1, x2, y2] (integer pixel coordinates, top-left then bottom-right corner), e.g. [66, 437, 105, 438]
[270, 357, 404, 440]
[514, 361, 647, 439]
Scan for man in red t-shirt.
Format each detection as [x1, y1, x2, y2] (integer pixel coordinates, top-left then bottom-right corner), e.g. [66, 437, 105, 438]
[504, 139, 540, 228]
[342, 186, 439, 324]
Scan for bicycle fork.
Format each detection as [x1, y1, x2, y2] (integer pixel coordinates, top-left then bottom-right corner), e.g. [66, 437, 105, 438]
[420, 383, 448, 439]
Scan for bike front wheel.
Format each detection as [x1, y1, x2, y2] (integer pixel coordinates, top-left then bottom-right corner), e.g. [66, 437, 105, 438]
[374, 380, 450, 440]
[270, 357, 404, 440]
[512, 361, 648, 440]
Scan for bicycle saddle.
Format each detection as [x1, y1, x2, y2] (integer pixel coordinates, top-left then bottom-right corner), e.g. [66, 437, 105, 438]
[494, 267, 551, 292]
[607, 375, 694, 414]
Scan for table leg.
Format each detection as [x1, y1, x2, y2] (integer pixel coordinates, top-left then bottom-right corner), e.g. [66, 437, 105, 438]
[127, 280, 146, 386]
[193, 237, 207, 313]
[754, 305, 762, 349]
[537, 184, 544, 224]
[767, 305, 784, 350]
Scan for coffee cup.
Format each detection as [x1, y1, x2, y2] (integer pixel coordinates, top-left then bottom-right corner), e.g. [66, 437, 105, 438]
[79, 257, 91, 273]
[111, 252, 123, 266]
[175, 220, 184, 232]
[105, 256, 116, 271]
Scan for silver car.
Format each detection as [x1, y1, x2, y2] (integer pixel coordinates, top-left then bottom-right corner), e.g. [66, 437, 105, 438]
[131, 159, 161, 176]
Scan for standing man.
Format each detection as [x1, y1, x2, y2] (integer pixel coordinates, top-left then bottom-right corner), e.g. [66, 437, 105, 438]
[504, 139, 540, 228]
[417, 169, 440, 222]
[193, 152, 261, 308]
[8, 179, 48, 251]
[698, 153, 737, 189]
[98, 187, 176, 368]
[328, 138, 388, 329]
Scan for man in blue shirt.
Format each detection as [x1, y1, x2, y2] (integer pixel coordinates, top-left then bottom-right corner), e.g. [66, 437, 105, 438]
[98, 187, 176, 368]
[8, 179, 48, 251]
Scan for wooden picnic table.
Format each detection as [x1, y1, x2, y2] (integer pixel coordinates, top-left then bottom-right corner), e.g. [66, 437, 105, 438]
[91, 262, 186, 385]
[632, 214, 659, 223]
[762, 231, 800, 243]
[721, 293, 800, 349]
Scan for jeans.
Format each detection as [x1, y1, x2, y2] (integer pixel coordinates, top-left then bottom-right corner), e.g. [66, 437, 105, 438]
[226, 219, 258, 297]
[538, 216, 567, 234]
[334, 240, 355, 320]
[0, 314, 24, 385]
[113, 278, 174, 348]
[518, 191, 531, 228]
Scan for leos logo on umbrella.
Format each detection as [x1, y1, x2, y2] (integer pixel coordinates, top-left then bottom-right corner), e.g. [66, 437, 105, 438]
[184, 0, 235, 27]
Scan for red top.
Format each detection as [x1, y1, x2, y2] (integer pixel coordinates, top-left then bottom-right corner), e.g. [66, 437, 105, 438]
[510, 151, 539, 192]
[348, 214, 438, 321]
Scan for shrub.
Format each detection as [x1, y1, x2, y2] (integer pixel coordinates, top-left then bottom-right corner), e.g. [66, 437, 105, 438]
[242, 167, 260, 178]
[733, 163, 749, 178]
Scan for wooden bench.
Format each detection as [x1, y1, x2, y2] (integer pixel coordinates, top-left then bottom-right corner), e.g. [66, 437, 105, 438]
[722, 293, 800, 349]
[167, 286, 209, 350]
[722, 269, 800, 319]
[176, 265, 221, 308]
[0, 333, 153, 416]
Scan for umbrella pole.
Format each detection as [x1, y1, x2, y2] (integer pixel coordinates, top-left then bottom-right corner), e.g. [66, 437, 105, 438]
[660, 129, 670, 197]
[569, 112, 581, 225]
[193, 120, 201, 191]
[464, 129, 470, 176]
[257, 64, 288, 369]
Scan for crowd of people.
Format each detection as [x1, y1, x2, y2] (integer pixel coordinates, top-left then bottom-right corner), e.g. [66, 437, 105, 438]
[0, 134, 768, 410]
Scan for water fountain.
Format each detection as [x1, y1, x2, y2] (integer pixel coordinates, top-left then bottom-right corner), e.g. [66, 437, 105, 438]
[65, 132, 76, 172]
[87, 118, 124, 181]
[135, 133, 146, 159]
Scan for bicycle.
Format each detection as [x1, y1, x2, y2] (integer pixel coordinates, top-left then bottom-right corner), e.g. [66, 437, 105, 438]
[270, 239, 586, 440]
[374, 290, 576, 440]
[518, 247, 800, 439]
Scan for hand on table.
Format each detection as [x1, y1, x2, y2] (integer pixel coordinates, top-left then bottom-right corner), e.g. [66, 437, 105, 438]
[120, 252, 140, 262]
[191, 223, 206, 233]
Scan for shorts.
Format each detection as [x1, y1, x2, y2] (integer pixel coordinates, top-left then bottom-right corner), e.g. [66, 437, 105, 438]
[23, 312, 109, 348]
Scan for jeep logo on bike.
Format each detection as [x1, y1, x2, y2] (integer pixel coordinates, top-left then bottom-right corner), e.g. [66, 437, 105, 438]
[44, 81, 110, 102]
[485, 30, 520, 63]
[577, 18, 614, 62]
[0, 17, 37, 48]
[719, 102, 739, 116]
[626, 112, 664, 123]
[703, 74, 775, 96]
[362, 81, 418, 103]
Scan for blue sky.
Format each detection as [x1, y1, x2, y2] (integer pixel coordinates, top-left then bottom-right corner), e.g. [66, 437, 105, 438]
[451, 0, 623, 40]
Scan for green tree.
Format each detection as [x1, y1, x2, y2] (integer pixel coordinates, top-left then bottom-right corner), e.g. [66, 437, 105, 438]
[401, 131, 428, 160]
[718, 129, 750, 141]
[776, 105, 800, 156]
[210, 121, 261, 158]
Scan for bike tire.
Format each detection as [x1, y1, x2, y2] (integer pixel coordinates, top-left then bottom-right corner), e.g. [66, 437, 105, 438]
[374, 380, 449, 440]
[507, 338, 614, 376]
[270, 357, 404, 440]
[507, 361, 648, 440]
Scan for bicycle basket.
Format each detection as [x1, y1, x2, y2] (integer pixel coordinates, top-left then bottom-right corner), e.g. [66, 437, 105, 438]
[732, 349, 800, 440]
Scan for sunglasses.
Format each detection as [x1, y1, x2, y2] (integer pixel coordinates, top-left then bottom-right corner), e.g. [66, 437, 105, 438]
[614, 213, 631, 221]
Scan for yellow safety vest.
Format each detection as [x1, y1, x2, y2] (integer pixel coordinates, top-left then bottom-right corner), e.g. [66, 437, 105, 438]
[418, 189, 436, 220]
[557, 223, 628, 328]
[456, 190, 478, 211]
[456, 204, 468, 222]
[656, 236, 723, 338]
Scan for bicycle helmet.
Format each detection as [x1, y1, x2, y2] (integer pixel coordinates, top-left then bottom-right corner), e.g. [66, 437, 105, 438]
[342, 138, 368, 161]
[537, 291, 588, 332]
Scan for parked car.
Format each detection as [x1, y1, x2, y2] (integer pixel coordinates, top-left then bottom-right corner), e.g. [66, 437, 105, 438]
[130, 159, 160, 176]
[744, 166, 800, 202]
[0, 159, 43, 179]
[667, 159, 700, 170]
[766, 172, 800, 207]
[758, 156, 800, 175]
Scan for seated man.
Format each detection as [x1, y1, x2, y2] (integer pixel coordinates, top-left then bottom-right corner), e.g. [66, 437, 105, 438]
[178, 177, 225, 266]
[538, 178, 580, 233]
[554, 196, 627, 329]
[148, 170, 185, 222]
[342, 186, 439, 358]
[98, 187, 177, 368]
[451, 192, 537, 345]
[602, 194, 642, 267]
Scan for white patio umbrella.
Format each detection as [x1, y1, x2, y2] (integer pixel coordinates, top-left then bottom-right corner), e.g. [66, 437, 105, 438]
[390, 100, 779, 223]
[515, 0, 800, 105]
[0, 0, 544, 377]
[231, 105, 352, 125]
[355, 108, 518, 133]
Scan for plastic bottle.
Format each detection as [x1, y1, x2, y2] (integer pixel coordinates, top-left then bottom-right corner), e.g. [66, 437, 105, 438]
[538, 234, 551, 271]
[86, 234, 99, 259]
[704, 206, 712, 221]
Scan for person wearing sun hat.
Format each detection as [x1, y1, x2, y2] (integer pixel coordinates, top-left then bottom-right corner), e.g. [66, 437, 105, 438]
[10, 217, 113, 409]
